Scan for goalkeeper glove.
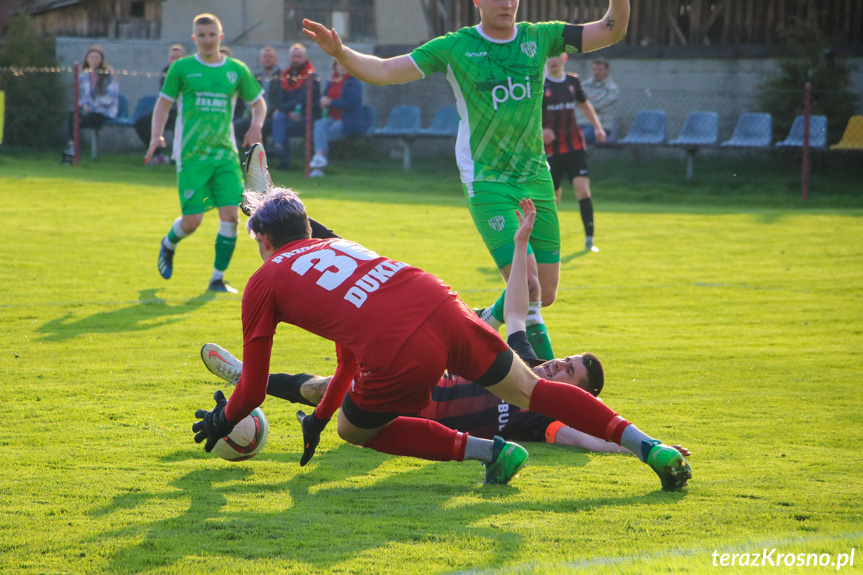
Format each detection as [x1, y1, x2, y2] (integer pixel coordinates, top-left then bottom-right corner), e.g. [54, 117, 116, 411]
[192, 390, 236, 452]
[296, 409, 330, 466]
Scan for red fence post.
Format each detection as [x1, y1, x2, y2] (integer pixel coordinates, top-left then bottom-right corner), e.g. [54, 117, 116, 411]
[305, 78, 313, 178]
[72, 62, 80, 166]
[802, 82, 811, 201]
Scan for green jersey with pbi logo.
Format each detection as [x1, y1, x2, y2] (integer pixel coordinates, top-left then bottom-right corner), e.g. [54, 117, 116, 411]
[160, 54, 263, 167]
[411, 22, 578, 184]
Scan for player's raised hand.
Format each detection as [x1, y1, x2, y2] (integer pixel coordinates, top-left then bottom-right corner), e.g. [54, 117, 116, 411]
[302, 19, 344, 57]
[514, 198, 536, 244]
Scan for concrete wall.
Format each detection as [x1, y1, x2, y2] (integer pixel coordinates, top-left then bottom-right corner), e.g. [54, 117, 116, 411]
[160, 1, 284, 46]
[375, 0, 429, 45]
[157, 0, 431, 46]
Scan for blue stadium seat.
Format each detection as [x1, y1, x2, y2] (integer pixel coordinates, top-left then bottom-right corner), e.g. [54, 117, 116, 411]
[721, 113, 772, 147]
[87, 94, 132, 158]
[619, 110, 666, 144]
[360, 105, 377, 134]
[669, 111, 719, 146]
[106, 94, 132, 126]
[373, 105, 422, 170]
[775, 115, 827, 148]
[131, 95, 158, 122]
[374, 105, 421, 136]
[418, 105, 459, 137]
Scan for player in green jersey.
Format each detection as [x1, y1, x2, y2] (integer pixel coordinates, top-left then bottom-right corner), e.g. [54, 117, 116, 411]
[145, 13, 266, 294]
[303, 0, 630, 359]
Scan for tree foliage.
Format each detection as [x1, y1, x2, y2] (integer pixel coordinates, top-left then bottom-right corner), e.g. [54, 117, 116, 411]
[759, 3, 858, 145]
[0, 15, 66, 148]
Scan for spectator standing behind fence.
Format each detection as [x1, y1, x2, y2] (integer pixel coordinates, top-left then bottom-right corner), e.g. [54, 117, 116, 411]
[62, 45, 118, 164]
[308, 60, 364, 177]
[543, 54, 603, 252]
[135, 44, 186, 165]
[234, 46, 281, 149]
[272, 43, 321, 170]
[579, 59, 619, 143]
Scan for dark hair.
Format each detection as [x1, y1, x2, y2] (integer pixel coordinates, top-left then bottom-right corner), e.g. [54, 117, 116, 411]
[581, 353, 604, 397]
[83, 45, 113, 95]
[245, 188, 311, 248]
[592, 59, 610, 70]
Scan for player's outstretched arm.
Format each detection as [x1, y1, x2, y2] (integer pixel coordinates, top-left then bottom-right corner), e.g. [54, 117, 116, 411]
[503, 199, 536, 336]
[302, 19, 422, 85]
[580, 0, 630, 53]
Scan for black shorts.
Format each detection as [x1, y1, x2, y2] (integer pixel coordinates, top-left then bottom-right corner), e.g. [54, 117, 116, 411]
[547, 150, 589, 189]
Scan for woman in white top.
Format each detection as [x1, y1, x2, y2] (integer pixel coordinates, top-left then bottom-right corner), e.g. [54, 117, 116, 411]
[64, 45, 119, 161]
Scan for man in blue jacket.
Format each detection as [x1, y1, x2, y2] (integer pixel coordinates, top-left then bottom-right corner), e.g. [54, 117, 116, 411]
[308, 59, 367, 176]
[271, 43, 320, 170]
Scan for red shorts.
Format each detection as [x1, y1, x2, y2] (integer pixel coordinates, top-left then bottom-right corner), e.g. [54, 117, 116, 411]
[347, 293, 508, 414]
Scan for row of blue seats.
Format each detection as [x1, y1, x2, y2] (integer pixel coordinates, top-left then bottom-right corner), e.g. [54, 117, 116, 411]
[104, 96, 830, 151]
[106, 95, 460, 139]
[616, 110, 828, 149]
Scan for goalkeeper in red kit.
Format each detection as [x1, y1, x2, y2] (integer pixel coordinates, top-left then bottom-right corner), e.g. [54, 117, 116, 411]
[191, 187, 691, 490]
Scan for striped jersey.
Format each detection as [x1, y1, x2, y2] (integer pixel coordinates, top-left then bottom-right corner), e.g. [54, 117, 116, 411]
[414, 332, 555, 442]
[160, 54, 263, 167]
[410, 22, 580, 184]
[543, 72, 587, 155]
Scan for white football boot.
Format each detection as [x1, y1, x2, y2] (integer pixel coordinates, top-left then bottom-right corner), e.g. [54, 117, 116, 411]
[242, 143, 272, 215]
[201, 343, 243, 386]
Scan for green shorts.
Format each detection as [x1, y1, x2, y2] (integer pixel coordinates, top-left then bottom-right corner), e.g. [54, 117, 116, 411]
[177, 157, 243, 215]
[463, 176, 561, 269]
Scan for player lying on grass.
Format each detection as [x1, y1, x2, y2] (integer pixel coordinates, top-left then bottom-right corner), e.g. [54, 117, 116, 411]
[191, 172, 690, 488]
[202, 344, 689, 458]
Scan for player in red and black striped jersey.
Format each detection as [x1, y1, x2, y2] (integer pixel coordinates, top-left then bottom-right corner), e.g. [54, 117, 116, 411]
[543, 54, 606, 252]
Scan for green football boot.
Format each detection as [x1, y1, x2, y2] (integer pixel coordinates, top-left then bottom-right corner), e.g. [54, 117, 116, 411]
[645, 440, 692, 491]
[483, 436, 528, 485]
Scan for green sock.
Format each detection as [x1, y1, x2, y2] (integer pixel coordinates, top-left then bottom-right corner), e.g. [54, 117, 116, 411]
[526, 323, 554, 361]
[214, 233, 236, 272]
[490, 289, 506, 323]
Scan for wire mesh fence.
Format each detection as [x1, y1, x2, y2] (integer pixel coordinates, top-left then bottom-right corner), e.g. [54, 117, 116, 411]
[1, 64, 861, 189]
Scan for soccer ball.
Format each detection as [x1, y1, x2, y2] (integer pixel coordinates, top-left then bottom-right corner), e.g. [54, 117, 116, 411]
[211, 407, 269, 462]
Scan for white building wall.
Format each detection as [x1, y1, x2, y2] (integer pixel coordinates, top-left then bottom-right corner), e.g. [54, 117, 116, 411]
[160, 0, 284, 46]
[374, 0, 429, 44]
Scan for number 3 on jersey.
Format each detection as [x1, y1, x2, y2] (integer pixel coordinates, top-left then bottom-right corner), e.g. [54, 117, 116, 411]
[291, 241, 377, 290]
[290, 240, 408, 309]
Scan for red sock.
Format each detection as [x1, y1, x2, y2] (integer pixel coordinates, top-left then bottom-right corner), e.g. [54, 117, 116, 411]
[363, 417, 468, 461]
[529, 378, 630, 443]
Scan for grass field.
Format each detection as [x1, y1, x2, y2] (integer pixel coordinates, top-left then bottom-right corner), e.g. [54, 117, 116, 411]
[1, 154, 861, 574]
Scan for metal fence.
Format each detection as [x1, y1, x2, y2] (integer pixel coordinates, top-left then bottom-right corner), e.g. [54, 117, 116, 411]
[1, 65, 861, 187]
